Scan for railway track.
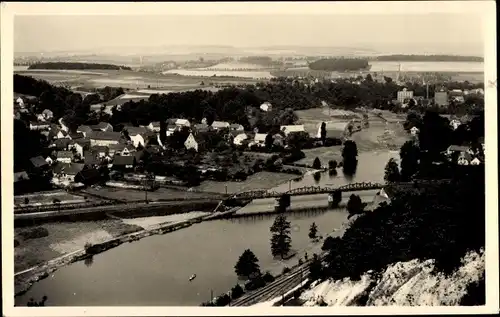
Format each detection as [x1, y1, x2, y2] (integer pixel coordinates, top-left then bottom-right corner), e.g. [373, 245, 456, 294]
[231, 263, 310, 307]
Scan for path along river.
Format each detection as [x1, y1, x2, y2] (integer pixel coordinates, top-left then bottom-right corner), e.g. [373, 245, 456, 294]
[15, 151, 399, 306]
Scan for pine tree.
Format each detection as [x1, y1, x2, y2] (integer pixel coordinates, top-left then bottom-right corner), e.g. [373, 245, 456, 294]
[270, 215, 292, 259]
[234, 249, 261, 279]
[312, 157, 322, 169]
[309, 222, 318, 240]
[384, 158, 401, 182]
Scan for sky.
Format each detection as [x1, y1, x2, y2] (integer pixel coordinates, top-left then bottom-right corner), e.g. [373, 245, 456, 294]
[14, 14, 484, 55]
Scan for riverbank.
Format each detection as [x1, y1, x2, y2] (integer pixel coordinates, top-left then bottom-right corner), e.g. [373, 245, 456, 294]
[14, 211, 213, 297]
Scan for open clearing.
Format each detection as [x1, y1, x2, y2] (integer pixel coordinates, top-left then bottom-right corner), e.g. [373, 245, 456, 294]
[15, 69, 260, 90]
[120, 211, 211, 230]
[14, 191, 90, 207]
[194, 171, 300, 194]
[83, 186, 220, 202]
[14, 220, 143, 272]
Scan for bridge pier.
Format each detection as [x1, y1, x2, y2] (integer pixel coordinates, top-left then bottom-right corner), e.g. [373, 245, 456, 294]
[328, 190, 341, 208]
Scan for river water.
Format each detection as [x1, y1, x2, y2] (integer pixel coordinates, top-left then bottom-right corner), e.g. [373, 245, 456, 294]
[15, 151, 399, 306]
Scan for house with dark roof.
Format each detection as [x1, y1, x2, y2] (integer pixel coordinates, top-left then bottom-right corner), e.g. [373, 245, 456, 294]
[91, 122, 114, 132]
[89, 131, 122, 147]
[29, 156, 49, 169]
[75, 168, 101, 185]
[84, 151, 100, 167]
[56, 151, 74, 164]
[77, 125, 94, 137]
[52, 163, 85, 185]
[49, 138, 72, 151]
[112, 155, 136, 170]
[69, 132, 85, 140]
[90, 145, 109, 158]
[148, 121, 162, 132]
[194, 123, 210, 134]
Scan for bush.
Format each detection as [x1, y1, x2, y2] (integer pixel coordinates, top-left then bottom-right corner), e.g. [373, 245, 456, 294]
[262, 271, 275, 283]
[18, 227, 49, 240]
[282, 266, 291, 274]
[244, 276, 266, 291]
[52, 198, 61, 204]
[231, 284, 244, 299]
[214, 293, 231, 306]
[312, 157, 322, 169]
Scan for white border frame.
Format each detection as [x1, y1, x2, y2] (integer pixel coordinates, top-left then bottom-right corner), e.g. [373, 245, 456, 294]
[2, 2, 498, 316]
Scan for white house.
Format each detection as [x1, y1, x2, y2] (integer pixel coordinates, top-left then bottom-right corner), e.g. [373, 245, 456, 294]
[260, 102, 272, 112]
[45, 156, 54, 166]
[59, 117, 69, 132]
[410, 126, 419, 136]
[230, 124, 244, 131]
[56, 130, 70, 139]
[280, 125, 306, 136]
[233, 133, 248, 146]
[470, 157, 482, 165]
[129, 134, 146, 148]
[184, 133, 199, 152]
[211, 121, 230, 130]
[42, 109, 54, 120]
[69, 142, 85, 159]
[450, 119, 462, 130]
[30, 122, 50, 131]
[252, 133, 268, 147]
[16, 97, 24, 107]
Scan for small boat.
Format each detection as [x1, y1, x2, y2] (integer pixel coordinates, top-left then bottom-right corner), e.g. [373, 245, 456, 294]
[189, 274, 197, 282]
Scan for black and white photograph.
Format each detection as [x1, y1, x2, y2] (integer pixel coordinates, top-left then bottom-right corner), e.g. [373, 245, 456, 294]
[1, 1, 498, 315]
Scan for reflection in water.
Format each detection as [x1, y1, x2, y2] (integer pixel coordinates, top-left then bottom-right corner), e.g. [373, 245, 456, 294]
[84, 256, 94, 267]
[329, 169, 338, 178]
[313, 172, 321, 184]
[342, 160, 358, 180]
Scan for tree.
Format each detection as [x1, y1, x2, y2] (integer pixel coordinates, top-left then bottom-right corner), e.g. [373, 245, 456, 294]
[231, 284, 244, 300]
[265, 133, 274, 150]
[342, 140, 358, 176]
[346, 194, 364, 219]
[400, 140, 420, 181]
[312, 157, 322, 169]
[270, 215, 292, 259]
[309, 222, 318, 240]
[384, 158, 401, 182]
[308, 253, 324, 281]
[320, 121, 327, 143]
[234, 249, 261, 279]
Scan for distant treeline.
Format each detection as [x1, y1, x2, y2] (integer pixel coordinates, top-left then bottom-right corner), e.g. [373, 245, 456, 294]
[308, 58, 370, 71]
[373, 55, 484, 62]
[239, 56, 274, 66]
[28, 62, 132, 71]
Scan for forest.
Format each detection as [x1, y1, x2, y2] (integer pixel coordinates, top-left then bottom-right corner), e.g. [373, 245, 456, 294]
[308, 58, 371, 71]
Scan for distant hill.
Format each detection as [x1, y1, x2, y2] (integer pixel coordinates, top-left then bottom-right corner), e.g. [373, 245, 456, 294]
[28, 62, 132, 71]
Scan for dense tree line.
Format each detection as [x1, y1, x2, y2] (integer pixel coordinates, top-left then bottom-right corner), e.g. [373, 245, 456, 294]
[373, 55, 484, 62]
[28, 62, 132, 70]
[308, 58, 370, 71]
[239, 56, 274, 66]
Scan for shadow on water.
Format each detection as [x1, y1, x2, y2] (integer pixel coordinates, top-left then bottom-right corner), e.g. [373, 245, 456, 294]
[84, 256, 94, 268]
[342, 159, 358, 181]
[328, 169, 338, 178]
[313, 172, 322, 184]
[229, 207, 346, 224]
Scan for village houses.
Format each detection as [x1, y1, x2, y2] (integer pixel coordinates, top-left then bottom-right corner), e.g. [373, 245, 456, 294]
[233, 133, 249, 146]
[91, 122, 114, 132]
[211, 121, 231, 130]
[410, 126, 420, 136]
[148, 121, 162, 132]
[251, 133, 268, 147]
[29, 121, 50, 131]
[52, 163, 85, 186]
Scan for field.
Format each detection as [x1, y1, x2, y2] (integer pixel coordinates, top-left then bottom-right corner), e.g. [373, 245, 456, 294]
[83, 186, 220, 202]
[15, 69, 261, 90]
[14, 191, 91, 207]
[14, 220, 143, 272]
[194, 171, 300, 194]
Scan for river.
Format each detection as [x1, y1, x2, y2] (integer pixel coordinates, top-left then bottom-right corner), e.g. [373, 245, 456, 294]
[15, 151, 399, 306]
